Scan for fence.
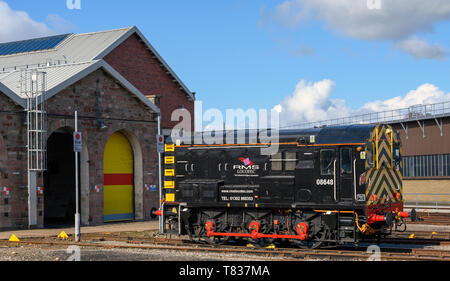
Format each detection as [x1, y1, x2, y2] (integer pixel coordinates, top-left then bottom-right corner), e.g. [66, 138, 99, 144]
[404, 193, 450, 211]
[281, 101, 450, 129]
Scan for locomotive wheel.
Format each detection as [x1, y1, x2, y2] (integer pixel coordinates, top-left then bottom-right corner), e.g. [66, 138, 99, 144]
[291, 240, 319, 249]
[291, 226, 325, 249]
[189, 225, 204, 243]
[247, 238, 274, 248]
[203, 231, 231, 245]
[202, 223, 230, 245]
[205, 236, 228, 245]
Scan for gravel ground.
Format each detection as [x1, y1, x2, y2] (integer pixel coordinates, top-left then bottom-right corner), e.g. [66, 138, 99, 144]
[0, 244, 284, 262]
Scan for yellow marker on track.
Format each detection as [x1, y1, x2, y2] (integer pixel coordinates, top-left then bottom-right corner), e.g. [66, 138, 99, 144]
[58, 231, 69, 240]
[9, 235, 20, 242]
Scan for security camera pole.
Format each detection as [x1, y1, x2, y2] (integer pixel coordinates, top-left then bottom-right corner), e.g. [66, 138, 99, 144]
[74, 111, 82, 242]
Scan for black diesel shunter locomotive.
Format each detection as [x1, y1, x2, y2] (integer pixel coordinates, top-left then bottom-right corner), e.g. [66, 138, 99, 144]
[156, 124, 417, 248]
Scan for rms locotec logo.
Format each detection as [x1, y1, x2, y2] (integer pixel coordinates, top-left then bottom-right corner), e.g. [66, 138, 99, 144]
[239, 157, 255, 166]
[233, 157, 259, 177]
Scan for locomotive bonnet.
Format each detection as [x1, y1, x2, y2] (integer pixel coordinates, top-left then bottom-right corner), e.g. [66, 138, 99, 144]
[156, 124, 416, 247]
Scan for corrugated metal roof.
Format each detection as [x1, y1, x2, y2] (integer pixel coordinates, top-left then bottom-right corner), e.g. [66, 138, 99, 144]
[0, 26, 193, 110]
[0, 61, 98, 98]
[0, 34, 71, 56]
[0, 60, 160, 113]
[0, 27, 132, 71]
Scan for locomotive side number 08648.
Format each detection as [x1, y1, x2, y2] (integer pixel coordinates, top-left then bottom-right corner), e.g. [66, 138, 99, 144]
[316, 179, 334, 186]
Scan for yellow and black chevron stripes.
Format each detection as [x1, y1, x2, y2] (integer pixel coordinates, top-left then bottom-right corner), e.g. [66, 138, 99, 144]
[365, 167, 403, 206]
[378, 140, 391, 168]
[374, 124, 392, 169]
[365, 124, 404, 206]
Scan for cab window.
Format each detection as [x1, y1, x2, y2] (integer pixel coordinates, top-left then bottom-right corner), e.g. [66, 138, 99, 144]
[320, 150, 335, 175]
[367, 143, 374, 168]
[341, 148, 352, 173]
[393, 143, 401, 168]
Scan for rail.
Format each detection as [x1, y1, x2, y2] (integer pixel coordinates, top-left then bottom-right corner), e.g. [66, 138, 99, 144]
[281, 101, 450, 129]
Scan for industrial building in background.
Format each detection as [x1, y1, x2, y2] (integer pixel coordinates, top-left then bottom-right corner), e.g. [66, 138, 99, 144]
[283, 102, 450, 208]
[389, 104, 450, 207]
[0, 26, 194, 229]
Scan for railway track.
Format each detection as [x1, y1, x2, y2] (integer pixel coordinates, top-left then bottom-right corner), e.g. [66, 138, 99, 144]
[409, 212, 450, 225]
[360, 231, 450, 246]
[79, 229, 450, 246]
[1, 231, 449, 261]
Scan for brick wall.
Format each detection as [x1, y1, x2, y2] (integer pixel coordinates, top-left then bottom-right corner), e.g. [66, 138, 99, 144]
[0, 95, 29, 229]
[0, 68, 159, 229]
[104, 33, 194, 131]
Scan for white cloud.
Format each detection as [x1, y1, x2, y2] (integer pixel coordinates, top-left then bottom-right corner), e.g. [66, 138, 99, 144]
[394, 37, 447, 60]
[361, 83, 450, 112]
[0, 1, 74, 43]
[271, 0, 450, 40]
[277, 79, 450, 126]
[275, 79, 352, 124]
[264, 0, 450, 60]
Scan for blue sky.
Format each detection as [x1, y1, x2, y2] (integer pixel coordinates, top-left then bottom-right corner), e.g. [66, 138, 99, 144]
[2, 0, 450, 126]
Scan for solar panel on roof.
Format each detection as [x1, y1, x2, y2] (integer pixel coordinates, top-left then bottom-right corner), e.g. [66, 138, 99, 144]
[0, 34, 71, 56]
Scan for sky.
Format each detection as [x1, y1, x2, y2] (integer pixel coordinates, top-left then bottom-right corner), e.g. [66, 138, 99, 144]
[1, 0, 450, 128]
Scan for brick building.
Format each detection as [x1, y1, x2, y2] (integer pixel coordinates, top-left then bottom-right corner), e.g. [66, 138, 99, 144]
[0, 27, 194, 229]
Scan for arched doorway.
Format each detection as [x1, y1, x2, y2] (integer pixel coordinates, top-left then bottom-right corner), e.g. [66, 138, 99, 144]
[44, 128, 76, 226]
[104, 131, 135, 222]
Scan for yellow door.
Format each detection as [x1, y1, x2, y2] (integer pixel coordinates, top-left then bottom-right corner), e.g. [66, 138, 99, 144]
[104, 132, 134, 222]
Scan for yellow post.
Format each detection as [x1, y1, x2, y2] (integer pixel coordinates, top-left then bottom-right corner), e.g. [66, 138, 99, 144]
[389, 129, 394, 168]
[375, 127, 379, 169]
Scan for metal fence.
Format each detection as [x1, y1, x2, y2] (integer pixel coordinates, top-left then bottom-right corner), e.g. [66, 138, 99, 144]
[281, 101, 450, 129]
[405, 193, 450, 210]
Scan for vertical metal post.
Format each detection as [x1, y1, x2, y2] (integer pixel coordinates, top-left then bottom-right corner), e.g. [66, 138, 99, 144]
[28, 171, 38, 227]
[75, 111, 81, 242]
[26, 76, 33, 228]
[22, 70, 47, 229]
[157, 114, 163, 233]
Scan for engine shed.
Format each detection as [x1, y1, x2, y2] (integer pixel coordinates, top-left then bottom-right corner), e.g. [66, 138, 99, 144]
[0, 27, 194, 229]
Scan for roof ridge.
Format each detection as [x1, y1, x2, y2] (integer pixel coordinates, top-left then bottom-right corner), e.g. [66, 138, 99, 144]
[72, 26, 135, 37]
